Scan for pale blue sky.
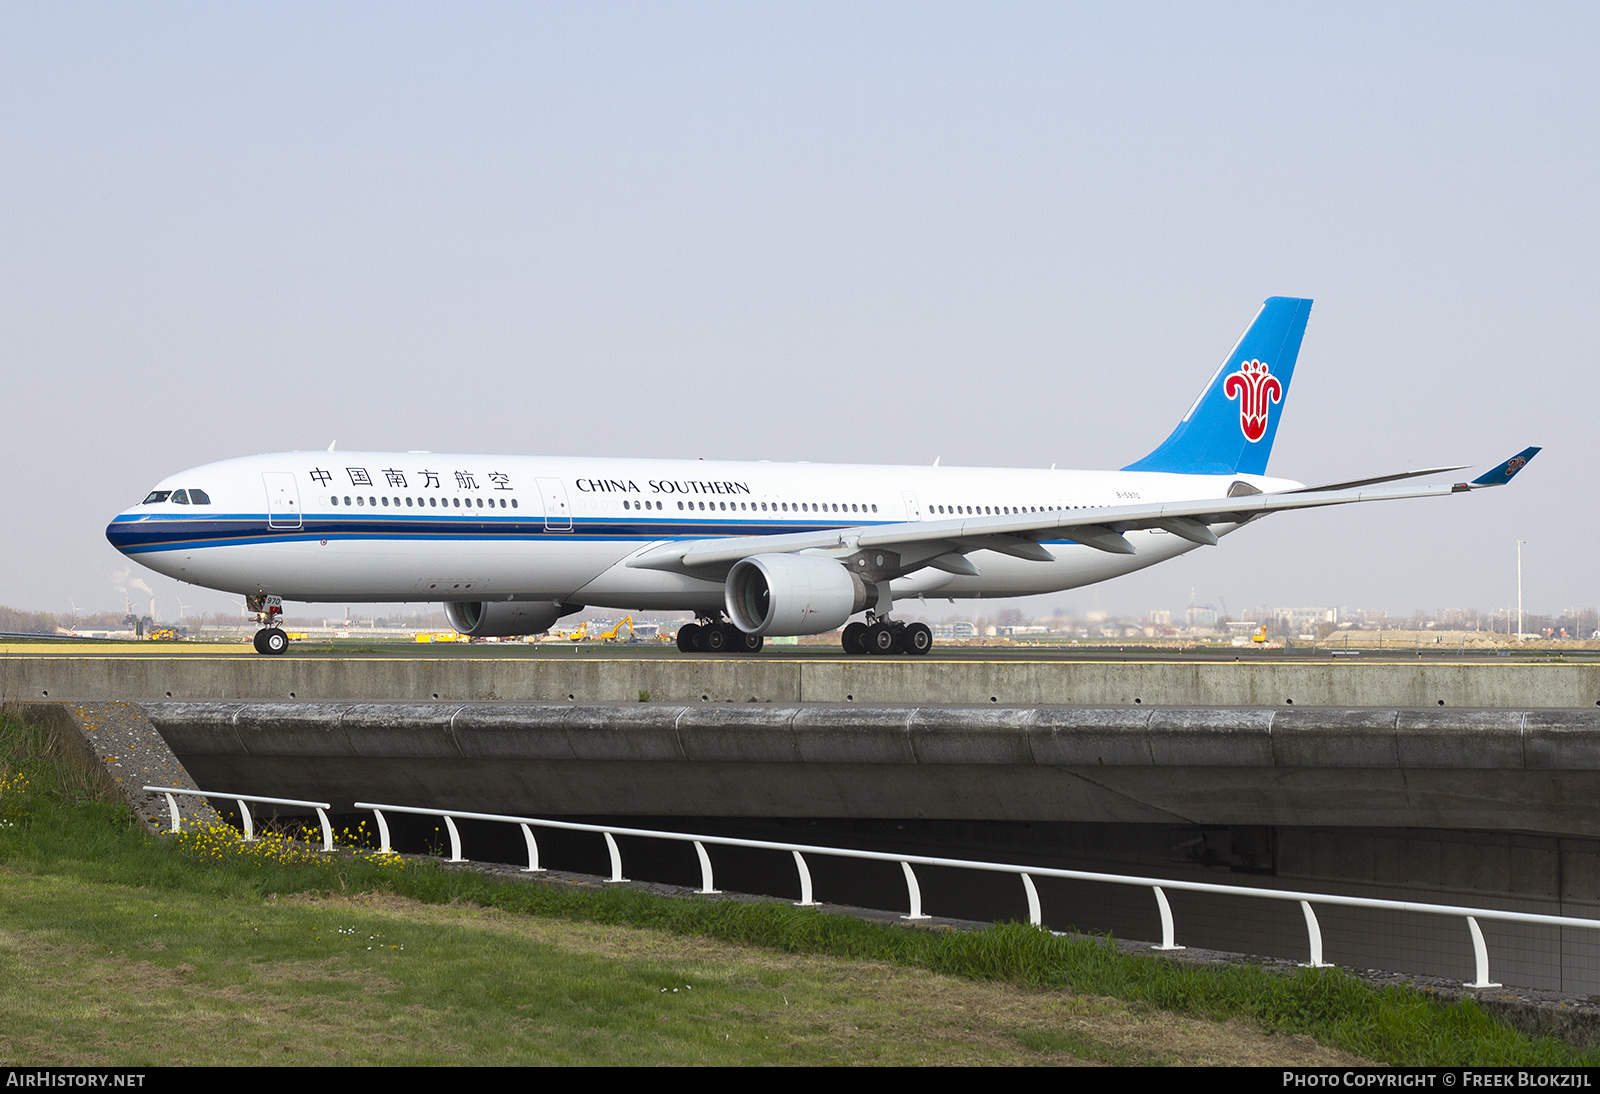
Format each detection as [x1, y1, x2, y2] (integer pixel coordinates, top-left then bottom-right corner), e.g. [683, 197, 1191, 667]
[2, 4, 1593, 621]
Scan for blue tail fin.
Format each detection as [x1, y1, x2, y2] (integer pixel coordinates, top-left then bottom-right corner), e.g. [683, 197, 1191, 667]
[1123, 297, 1313, 476]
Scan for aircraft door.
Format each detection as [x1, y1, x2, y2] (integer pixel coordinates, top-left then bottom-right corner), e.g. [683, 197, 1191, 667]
[263, 472, 303, 530]
[901, 491, 922, 520]
[537, 477, 572, 532]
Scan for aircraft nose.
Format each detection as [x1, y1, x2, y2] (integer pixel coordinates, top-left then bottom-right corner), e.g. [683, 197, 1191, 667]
[105, 512, 138, 554]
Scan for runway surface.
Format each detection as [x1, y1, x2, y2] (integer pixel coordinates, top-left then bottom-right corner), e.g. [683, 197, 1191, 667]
[1, 637, 1590, 667]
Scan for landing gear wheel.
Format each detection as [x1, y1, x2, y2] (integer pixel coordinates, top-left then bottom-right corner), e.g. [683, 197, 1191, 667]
[904, 622, 933, 656]
[842, 621, 869, 655]
[736, 630, 764, 654]
[255, 627, 288, 655]
[704, 623, 730, 653]
[676, 623, 700, 653]
[867, 622, 897, 655]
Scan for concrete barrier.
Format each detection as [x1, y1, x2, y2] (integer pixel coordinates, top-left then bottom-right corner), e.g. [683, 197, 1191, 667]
[4, 654, 1598, 708]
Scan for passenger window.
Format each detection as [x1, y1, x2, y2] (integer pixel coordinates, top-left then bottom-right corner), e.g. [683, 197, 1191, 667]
[356, 496, 364, 506]
[511, 499, 518, 508]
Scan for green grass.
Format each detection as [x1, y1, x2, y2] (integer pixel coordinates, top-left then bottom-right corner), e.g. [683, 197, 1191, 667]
[5, 871, 1041, 1065]
[2, 712, 1595, 1066]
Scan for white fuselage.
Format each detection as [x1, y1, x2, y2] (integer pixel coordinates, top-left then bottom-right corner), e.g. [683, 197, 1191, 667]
[107, 451, 1301, 614]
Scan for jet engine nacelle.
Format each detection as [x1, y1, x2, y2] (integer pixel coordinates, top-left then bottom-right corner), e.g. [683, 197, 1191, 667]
[444, 601, 569, 638]
[725, 554, 878, 636]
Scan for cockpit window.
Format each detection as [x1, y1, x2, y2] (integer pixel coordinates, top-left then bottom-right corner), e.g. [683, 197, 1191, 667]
[188, 489, 211, 505]
[171, 489, 190, 504]
[142, 491, 172, 504]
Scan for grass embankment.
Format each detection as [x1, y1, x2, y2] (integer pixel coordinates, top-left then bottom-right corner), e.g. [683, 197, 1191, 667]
[0, 714, 1592, 1066]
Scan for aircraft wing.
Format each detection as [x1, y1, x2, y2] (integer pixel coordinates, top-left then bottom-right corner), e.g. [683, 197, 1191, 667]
[626, 447, 1540, 576]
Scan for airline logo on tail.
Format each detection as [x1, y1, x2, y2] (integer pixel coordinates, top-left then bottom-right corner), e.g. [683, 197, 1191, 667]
[1224, 359, 1281, 442]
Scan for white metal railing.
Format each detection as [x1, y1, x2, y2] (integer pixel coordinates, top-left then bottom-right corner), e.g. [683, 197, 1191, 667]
[158, 782, 1600, 990]
[351, 800, 1600, 989]
[144, 786, 334, 852]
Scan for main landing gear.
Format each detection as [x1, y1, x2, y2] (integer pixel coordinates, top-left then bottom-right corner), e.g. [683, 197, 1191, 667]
[673, 614, 933, 657]
[245, 594, 289, 656]
[842, 614, 933, 656]
[676, 618, 764, 655]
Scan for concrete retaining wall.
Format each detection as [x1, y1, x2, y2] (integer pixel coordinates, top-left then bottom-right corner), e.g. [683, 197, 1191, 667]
[145, 702, 1600, 835]
[4, 654, 1598, 707]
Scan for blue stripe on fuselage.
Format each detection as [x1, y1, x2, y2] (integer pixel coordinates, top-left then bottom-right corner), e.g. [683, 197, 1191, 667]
[105, 513, 901, 554]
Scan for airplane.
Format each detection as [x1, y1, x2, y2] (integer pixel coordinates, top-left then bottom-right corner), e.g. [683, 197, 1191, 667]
[105, 297, 1539, 656]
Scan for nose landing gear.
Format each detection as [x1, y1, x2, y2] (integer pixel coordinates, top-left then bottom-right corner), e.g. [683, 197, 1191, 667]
[246, 594, 289, 656]
[253, 627, 289, 655]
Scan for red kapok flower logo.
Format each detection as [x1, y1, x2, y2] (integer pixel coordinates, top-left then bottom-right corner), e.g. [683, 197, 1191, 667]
[1223, 359, 1282, 442]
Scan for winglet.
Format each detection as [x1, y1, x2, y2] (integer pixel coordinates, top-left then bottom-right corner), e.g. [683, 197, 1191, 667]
[1469, 446, 1541, 487]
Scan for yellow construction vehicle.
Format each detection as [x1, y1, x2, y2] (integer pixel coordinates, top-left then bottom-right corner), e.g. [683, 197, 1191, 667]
[598, 616, 634, 642]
